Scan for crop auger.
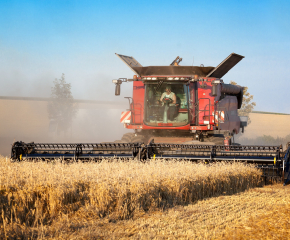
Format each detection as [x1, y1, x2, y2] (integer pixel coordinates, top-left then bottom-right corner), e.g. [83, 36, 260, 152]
[11, 140, 290, 185]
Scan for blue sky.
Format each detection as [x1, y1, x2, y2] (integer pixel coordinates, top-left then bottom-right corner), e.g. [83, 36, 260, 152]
[0, 0, 290, 113]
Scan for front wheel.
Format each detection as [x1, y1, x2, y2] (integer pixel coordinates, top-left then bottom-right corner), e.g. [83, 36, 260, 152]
[131, 135, 145, 143]
[121, 133, 135, 143]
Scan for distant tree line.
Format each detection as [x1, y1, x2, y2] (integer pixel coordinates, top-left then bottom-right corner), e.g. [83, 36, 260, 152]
[230, 81, 256, 125]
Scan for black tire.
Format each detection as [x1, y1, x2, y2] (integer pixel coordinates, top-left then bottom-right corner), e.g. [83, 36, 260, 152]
[207, 136, 224, 145]
[122, 133, 134, 138]
[121, 133, 135, 143]
[131, 135, 145, 143]
[232, 142, 241, 146]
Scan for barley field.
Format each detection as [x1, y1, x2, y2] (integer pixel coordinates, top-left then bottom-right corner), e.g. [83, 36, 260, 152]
[1, 155, 287, 239]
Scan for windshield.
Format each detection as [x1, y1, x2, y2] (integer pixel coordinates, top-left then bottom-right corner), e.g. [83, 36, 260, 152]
[144, 82, 189, 126]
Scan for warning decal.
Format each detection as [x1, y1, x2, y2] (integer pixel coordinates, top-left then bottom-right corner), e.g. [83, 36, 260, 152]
[213, 111, 225, 123]
[120, 111, 131, 123]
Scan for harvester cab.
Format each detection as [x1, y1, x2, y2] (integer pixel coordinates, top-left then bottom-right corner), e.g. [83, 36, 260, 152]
[113, 53, 247, 145]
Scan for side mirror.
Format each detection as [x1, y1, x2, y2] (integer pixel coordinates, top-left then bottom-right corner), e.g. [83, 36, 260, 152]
[112, 79, 123, 96]
[115, 84, 121, 96]
[112, 78, 128, 96]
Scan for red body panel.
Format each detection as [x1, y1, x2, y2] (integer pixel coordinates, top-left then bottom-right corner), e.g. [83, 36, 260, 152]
[132, 81, 145, 124]
[197, 81, 215, 126]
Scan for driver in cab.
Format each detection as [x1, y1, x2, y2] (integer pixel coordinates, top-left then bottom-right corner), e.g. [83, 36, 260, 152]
[158, 85, 177, 122]
[159, 85, 176, 105]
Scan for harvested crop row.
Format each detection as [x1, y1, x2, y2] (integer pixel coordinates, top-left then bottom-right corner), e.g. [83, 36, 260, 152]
[0, 157, 262, 238]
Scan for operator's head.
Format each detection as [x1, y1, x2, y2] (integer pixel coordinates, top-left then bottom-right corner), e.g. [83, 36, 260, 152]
[165, 85, 171, 92]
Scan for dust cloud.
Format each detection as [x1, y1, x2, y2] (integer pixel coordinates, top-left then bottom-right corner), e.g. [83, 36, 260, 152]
[236, 133, 290, 150]
[0, 48, 134, 157]
[0, 99, 131, 157]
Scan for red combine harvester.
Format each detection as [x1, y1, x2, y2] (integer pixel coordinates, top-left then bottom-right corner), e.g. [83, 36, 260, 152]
[10, 53, 290, 185]
[113, 53, 247, 146]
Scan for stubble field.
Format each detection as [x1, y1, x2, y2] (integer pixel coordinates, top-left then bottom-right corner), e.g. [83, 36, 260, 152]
[0, 156, 289, 239]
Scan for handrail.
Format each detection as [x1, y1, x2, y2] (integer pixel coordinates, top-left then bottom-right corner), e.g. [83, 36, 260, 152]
[195, 98, 211, 125]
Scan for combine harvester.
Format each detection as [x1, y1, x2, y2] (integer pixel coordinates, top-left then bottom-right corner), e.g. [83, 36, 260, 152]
[11, 53, 290, 185]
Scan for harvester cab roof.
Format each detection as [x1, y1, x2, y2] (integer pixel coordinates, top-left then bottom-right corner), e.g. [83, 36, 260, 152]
[115, 52, 244, 78]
